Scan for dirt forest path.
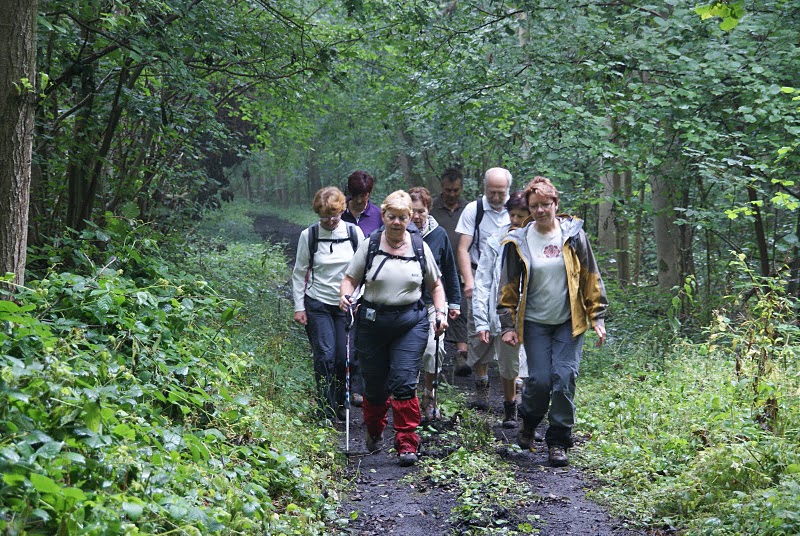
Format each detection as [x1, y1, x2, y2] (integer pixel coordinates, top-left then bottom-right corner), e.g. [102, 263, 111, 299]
[254, 214, 645, 536]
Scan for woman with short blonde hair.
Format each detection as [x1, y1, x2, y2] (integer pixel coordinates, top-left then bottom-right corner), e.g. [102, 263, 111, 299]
[340, 190, 448, 467]
[292, 187, 365, 423]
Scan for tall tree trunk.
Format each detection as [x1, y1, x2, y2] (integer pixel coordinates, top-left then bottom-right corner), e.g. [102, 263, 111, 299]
[307, 146, 321, 201]
[598, 170, 618, 254]
[397, 125, 416, 187]
[652, 174, 683, 289]
[0, 0, 38, 292]
[789, 209, 800, 299]
[747, 183, 771, 277]
[65, 29, 97, 230]
[617, 169, 632, 286]
[632, 188, 645, 285]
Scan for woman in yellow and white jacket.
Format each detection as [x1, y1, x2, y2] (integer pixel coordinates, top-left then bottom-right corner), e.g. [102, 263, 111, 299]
[496, 177, 607, 467]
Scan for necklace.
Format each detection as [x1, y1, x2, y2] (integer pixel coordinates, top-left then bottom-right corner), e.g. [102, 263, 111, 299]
[385, 232, 406, 249]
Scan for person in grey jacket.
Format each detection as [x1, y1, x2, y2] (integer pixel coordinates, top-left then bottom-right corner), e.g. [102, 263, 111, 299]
[497, 177, 608, 467]
[473, 191, 530, 428]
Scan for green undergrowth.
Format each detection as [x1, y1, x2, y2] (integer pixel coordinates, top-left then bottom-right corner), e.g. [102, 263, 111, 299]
[408, 392, 541, 535]
[577, 275, 800, 535]
[0, 213, 341, 534]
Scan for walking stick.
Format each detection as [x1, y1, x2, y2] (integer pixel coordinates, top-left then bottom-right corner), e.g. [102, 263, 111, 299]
[344, 301, 355, 455]
[432, 317, 441, 421]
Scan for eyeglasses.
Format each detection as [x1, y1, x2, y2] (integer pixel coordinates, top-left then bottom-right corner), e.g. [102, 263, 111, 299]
[529, 202, 553, 211]
[319, 214, 342, 223]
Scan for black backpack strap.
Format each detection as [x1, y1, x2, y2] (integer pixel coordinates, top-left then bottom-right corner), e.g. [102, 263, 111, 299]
[471, 198, 485, 262]
[362, 228, 427, 285]
[409, 226, 427, 280]
[362, 230, 383, 285]
[346, 222, 359, 253]
[308, 222, 359, 287]
[306, 222, 320, 285]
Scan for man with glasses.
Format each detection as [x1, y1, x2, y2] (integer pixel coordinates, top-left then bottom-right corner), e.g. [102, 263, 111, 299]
[455, 167, 512, 409]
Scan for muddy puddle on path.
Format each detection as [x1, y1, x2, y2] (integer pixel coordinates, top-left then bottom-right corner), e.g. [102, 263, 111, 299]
[254, 215, 646, 536]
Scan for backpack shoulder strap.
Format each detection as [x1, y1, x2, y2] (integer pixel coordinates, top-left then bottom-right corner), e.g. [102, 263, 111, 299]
[472, 198, 485, 261]
[362, 230, 383, 284]
[409, 226, 427, 279]
[305, 222, 321, 286]
[345, 222, 359, 252]
[361, 228, 427, 286]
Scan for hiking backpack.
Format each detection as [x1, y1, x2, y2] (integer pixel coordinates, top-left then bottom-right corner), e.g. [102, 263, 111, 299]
[361, 226, 427, 286]
[306, 221, 360, 286]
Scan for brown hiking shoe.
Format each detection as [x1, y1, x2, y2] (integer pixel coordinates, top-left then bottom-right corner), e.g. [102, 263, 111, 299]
[471, 379, 490, 410]
[502, 401, 518, 429]
[454, 352, 472, 376]
[420, 389, 440, 423]
[366, 434, 384, 453]
[548, 446, 569, 467]
[517, 424, 536, 450]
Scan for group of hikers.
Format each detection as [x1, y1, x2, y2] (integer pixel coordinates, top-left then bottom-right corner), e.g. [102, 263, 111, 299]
[291, 167, 608, 468]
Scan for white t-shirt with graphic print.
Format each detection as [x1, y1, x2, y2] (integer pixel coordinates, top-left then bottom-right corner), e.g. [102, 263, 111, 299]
[524, 225, 571, 325]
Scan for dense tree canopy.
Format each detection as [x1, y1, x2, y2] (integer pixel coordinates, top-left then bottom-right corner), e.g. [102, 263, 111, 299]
[2, 0, 799, 297]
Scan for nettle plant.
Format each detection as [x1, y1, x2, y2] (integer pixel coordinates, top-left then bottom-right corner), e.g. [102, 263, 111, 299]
[706, 253, 800, 435]
[0, 218, 330, 534]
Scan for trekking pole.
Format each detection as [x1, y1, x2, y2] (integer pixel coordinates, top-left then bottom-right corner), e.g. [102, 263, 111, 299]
[344, 296, 355, 456]
[433, 317, 441, 421]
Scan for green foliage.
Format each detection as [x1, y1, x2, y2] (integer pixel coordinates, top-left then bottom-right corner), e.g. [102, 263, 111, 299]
[695, 2, 744, 31]
[1, 217, 338, 534]
[578, 255, 800, 534]
[421, 449, 539, 534]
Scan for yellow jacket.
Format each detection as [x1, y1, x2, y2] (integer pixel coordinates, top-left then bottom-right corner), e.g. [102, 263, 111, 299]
[497, 215, 607, 342]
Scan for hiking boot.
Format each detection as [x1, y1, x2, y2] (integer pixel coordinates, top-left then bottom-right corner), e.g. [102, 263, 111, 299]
[454, 352, 471, 377]
[548, 446, 569, 467]
[398, 452, 418, 467]
[502, 401, 518, 429]
[517, 423, 536, 450]
[336, 406, 347, 422]
[366, 434, 384, 453]
[351, 393, 364, 407]
[420, 390, 440, 423]
[471, 379, 490, 410]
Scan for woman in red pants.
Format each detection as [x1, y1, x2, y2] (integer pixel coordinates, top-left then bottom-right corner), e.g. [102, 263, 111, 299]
[339, 190, 448, 467]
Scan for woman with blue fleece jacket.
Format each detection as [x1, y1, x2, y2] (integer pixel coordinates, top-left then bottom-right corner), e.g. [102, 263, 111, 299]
[497, 177, 608, 467]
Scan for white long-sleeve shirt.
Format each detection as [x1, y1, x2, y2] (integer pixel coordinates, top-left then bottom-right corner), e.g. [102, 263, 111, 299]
[291, 221, 364, 310]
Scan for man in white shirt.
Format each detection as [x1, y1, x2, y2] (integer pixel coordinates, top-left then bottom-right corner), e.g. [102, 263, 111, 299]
[455, 167, 512, 409]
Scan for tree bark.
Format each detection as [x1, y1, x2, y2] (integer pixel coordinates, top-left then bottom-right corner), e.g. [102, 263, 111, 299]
[65, 27, 97, 230]
[397, 124, 417, 187]
[747, 183, 771, 277]
[652, 174, 683, 289]
[307, 146, 321, 201]
[0, 0, 38, 292]
[652, 171, 694, 291]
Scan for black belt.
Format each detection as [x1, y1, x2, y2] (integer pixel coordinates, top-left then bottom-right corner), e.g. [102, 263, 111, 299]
[360, 299, 422, 312]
